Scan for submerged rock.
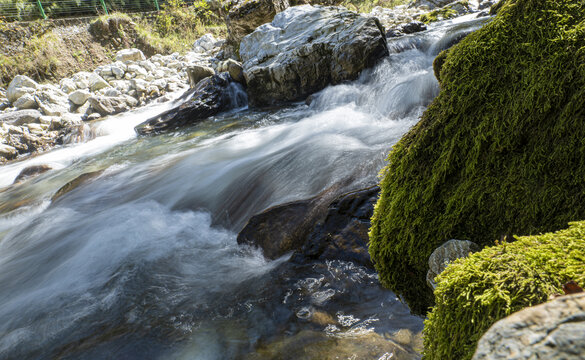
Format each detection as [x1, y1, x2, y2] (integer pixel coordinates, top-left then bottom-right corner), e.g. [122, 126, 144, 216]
[240, 5, 388, 107]
[246, 329, 421, 360]
[238, 185, 379, 267]
[51, 170, 104, 202]
[238, 198, 323, 259]
[472, 293, 585, 360]
[135, 73, 246, 135]
[295, 186, 379, 268]
[13, 164, 52, 183]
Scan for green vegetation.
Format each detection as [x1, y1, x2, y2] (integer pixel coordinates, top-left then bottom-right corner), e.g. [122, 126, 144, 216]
[368, 0, 585, 314]
[134, 0, 225, 54]
[341, 0, 409, 15]
[419, 7, 457, 23]
[0, 24, 62, 84]
[0, 0, 38, 21]
[423, 221, 585, 360]
[0, 0, 225, 85]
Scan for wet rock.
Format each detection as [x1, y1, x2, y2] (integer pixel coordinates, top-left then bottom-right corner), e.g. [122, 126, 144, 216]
[241, 5, 388, 107]
[7, 75, 39, 103]
[473, 293, 585, 360]
[479, 0, 494, 10]
[135, 73, 245, 135]
[115, 48, 146, 63]
[225, 59, 246, 85]
[296, 186, 379, 268]
[13, 164, 52, 183]
[426, 239, 480, 290]
[226, 0, 289, 46]
[238, 185, 379, 266]
[88, 95, 131, 116]
[186, 65, 215, 88]
[13, 93, 38, 110]
[245, 330, 421, 360]
[51, 170, 104, 202]
[385, 20, 427, 38]
[238, 199, 323, 259]
[400, 20, 427, 34]
[0, 109, 42, 125]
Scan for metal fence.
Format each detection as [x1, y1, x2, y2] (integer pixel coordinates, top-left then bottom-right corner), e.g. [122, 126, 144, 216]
[0, 0, 164, 21]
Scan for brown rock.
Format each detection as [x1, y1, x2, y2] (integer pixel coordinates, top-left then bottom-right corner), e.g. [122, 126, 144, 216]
[13, 164, 52, 183]
[237, 185, 379, 266]
[51, 170, 104, 202]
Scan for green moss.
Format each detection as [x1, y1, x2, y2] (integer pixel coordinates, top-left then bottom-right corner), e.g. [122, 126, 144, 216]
[368, 0, 585, 314]
[419, 8, 458, 24]
[423, 221, 585, 360]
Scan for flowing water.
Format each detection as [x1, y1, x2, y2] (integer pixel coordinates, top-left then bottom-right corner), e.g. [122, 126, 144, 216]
[0, 15, 488, 360]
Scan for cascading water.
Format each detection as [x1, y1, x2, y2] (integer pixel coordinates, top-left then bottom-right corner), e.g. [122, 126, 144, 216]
[0, 15, 489, 360]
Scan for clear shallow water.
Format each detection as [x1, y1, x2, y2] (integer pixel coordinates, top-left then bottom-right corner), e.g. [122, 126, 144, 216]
[0, 16, 487, 360]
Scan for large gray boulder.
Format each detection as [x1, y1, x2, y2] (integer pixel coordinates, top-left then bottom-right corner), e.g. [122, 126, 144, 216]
[240, 5, 388, 107]
[473, 293, 585, 360]
[226, 0, 290, 46]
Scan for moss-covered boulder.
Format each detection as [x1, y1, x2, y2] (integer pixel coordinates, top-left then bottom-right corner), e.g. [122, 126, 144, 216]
[423, 221, 585, 360]
[368, 0, 585, 313]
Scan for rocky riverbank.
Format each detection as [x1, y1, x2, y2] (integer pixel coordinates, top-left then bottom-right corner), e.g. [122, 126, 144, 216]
[0, 34, 230, 164]
[0, 0, 494, 164]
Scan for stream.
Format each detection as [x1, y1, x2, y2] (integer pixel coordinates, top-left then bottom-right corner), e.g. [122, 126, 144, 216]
[0, 15, 487, 360]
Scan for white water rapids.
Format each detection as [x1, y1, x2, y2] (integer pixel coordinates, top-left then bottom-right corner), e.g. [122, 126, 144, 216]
[0, 15, 487, 360]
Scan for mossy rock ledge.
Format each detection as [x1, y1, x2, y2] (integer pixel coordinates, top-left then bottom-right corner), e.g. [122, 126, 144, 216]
[424, 221, 585, 360]
[368, 0, 585, 314]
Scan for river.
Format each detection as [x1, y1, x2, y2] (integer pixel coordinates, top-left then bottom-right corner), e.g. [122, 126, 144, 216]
[0, 14, 487, 360]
